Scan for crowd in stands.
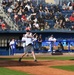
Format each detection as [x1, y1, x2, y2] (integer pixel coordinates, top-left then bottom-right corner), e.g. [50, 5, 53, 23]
[0, 16, 9, 31]
[1, 0, 74, 31]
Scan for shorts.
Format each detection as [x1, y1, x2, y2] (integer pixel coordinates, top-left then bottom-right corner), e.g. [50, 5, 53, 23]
[24, 44, 34, 53]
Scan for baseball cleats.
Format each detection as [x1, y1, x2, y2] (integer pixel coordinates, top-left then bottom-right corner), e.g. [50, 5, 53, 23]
[34, 59, 37, 62]
[18, 58, 22, 62]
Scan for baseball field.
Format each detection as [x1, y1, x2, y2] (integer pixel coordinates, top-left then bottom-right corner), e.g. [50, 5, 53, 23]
[0, 53, 74, 75]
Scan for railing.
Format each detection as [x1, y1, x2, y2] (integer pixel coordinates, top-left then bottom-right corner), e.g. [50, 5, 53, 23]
[0, 3, 18, 30]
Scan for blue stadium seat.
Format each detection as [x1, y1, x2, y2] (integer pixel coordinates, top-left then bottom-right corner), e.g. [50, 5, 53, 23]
[42, 42, 49, 47]
[62, 40, 66, 46]
[54, 42, 59, 46]
[70, 42, 74, 46]
[65, 22, 71, 28]
[44, 20, 55, 28]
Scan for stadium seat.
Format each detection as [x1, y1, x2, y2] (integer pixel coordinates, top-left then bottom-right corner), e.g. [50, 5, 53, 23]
[54, 42, 59, 46]
[42, 42, 49, 47]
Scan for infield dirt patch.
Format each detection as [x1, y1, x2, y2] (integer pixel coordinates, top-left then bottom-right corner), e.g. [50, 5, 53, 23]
[0, 59, 74, 75]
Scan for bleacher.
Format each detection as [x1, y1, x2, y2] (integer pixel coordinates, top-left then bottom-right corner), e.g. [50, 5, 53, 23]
[0, 0, 73, 31]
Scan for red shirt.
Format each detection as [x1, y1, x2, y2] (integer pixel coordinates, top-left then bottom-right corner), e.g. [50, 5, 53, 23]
[69, 16, 74, 22]
[21, 15, 27, 21]
[1, 23, 6, 28]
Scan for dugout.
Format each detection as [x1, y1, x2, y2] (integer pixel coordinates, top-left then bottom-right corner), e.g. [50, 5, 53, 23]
[0, 30, 74, 55]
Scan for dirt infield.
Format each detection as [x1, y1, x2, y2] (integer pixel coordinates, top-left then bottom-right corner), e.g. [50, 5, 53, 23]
[0, 56, 74, 75]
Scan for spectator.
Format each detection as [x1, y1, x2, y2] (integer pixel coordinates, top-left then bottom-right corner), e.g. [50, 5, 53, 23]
[38, 34, 42, 50]
[39, 4, 43, 10]
[69, 12, 74, 22]
[69, 25, 74, 31]
[39, 9, 44, 18]
[59, 20, 66, 29]
[54, 5, 60, 12]
[58, 13, 66, 29]
[49, 12, 54, 20]
[7, 7, 13, 16]
[33, 33, 38, 49]
[25, 25, 31, 31]
[32, 14, 38, 23]
[58, 13, 65, 22]
[44, 6, 49, 15]
[62, 3, 68, 10]
[2, 0, 7, 12]
[25, 3, 31, 11]
[65, 15, 70, 22]
[72, 2, 74, 10]
[44, 22, 50, 30]
[67, 1, 73, 10]
[39, 23, 44, 31]
[1, 23, 7, 30]
[0, 19, 4, 25]
[21, 14, 27, 21]
[14, 13, 19, 24]
[54, 21, 61, 29]
[18, 6, 24, 18]
[33, 22, 40, 30]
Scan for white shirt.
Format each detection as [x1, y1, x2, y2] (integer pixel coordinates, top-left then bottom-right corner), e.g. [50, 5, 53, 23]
[33, 18, 38, 23]
[25, 4, 31, 10]
[8, 7, 12, 13]
[48, 37, 56, 45]
[24, 33, 33, 46]
[22, 37, 26, 47]
[9, 40, 16, 49]
[33, 23, 39, 28]
[25, 37, 33, 46]
[48, 37, 56, 42]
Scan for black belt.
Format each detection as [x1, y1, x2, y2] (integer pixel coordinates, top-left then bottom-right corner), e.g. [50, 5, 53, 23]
[28, 44, 33, 46]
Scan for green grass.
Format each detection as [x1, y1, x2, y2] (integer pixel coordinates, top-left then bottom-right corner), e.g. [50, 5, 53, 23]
[35, 56, 74, 60]
[0, 56, 74, 61]
[0, 67, 31, 75]
[51, 65, 74, 71]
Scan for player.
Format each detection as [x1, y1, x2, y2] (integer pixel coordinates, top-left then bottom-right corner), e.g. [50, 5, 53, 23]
[22, 34, 29, 56]
[9, 38, 17, 55]
[48, 35, 56, 53]
[18, 30, 37, 62]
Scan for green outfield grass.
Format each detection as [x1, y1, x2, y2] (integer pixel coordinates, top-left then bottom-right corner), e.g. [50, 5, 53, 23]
[0, 67, 31, 75]
[51, 65, 74, 71]
[0, 56, 74, 61]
